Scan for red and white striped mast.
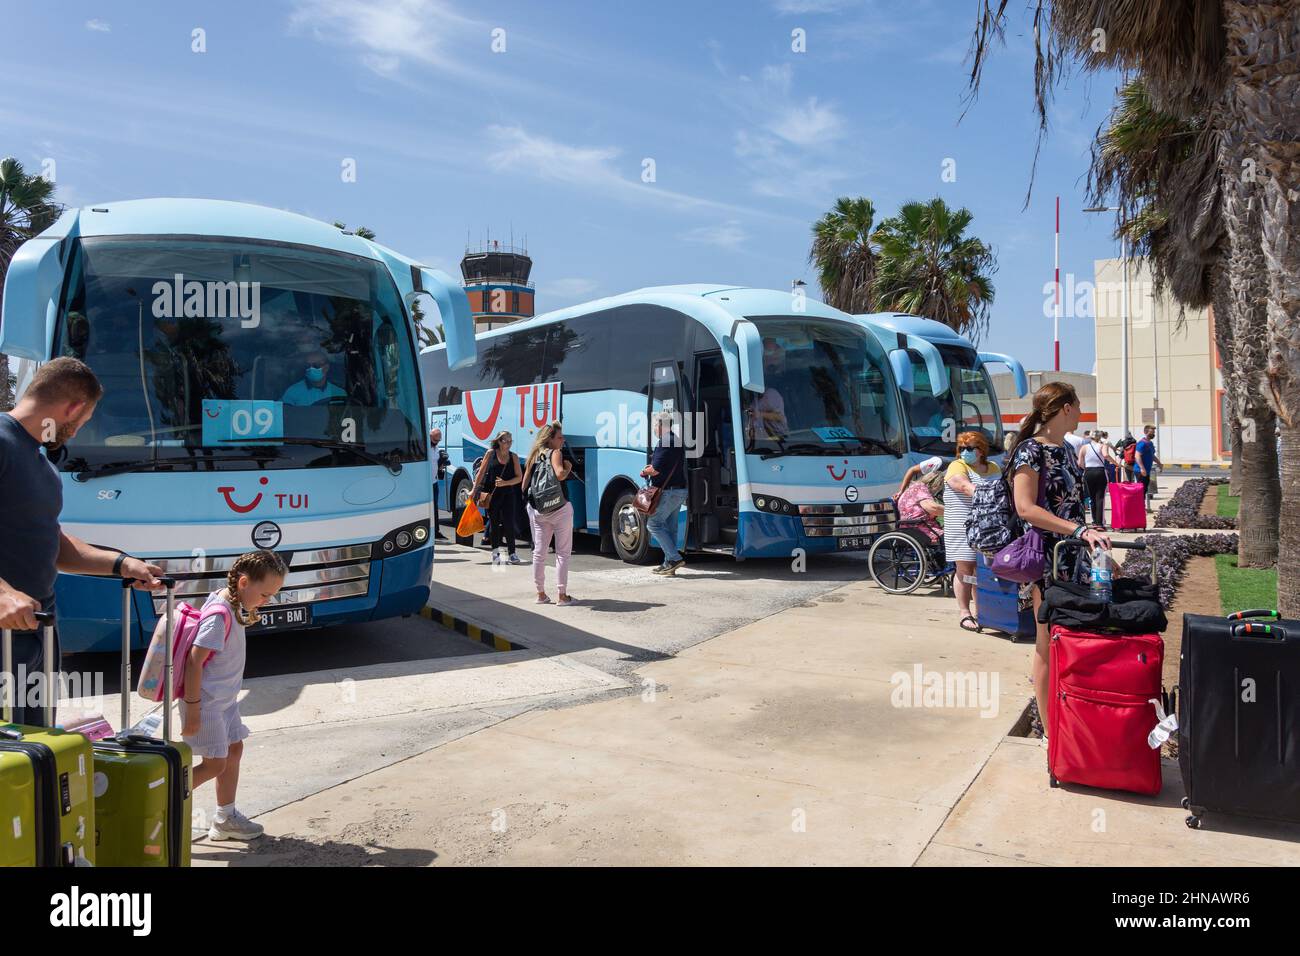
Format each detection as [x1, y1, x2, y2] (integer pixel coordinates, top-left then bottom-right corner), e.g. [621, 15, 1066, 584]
[1054, 195, 1061, 371]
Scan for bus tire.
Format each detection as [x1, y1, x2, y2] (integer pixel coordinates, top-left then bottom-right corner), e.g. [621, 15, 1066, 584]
[452, 474, 475, 546]
[610, 488, 654, 564]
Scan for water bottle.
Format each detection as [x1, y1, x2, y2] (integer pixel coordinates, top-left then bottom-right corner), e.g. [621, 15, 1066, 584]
[1089, 545, 1113, 604]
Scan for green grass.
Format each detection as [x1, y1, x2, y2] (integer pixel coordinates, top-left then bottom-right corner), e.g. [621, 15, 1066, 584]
[1216, 553, 1278, 616]
[1217, 483, 1240, 519]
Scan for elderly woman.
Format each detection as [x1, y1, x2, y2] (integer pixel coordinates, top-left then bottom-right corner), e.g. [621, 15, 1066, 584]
[894, 457, 945, 544]
[943, 430, 1000, 632]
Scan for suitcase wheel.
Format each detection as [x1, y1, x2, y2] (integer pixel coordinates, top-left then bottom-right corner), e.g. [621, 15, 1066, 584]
[1049, 774, 1059, 788]
[1180, 797, 1190, 811]
[1185, 814, 1202, 830]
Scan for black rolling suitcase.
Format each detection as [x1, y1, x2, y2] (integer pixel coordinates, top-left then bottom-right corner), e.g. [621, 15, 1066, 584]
[1178, 609, 1300, 829]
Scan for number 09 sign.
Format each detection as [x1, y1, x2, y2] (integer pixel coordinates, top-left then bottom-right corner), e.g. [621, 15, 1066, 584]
[202, 399, 284, 446]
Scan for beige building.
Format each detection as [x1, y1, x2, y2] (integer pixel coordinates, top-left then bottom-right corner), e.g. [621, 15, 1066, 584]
[992, 370, 1096, 434]
[1092, 257, 1226, 464]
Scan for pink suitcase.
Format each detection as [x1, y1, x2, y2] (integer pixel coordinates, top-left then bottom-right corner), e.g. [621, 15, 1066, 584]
[1108, 481, 1146, 531]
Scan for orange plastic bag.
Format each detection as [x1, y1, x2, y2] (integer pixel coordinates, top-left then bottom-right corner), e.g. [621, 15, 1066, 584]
[456, 498, 485, 537]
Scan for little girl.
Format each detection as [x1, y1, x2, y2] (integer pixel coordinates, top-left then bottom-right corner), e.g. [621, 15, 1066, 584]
[181, 549, 287, 841]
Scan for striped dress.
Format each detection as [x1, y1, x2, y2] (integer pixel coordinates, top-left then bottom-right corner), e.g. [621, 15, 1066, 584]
[942, 460, 1001, 563]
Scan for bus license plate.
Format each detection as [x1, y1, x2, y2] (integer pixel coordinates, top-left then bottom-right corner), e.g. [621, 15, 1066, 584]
[252, 605, 312, 631]
[836, 536, 873, 552]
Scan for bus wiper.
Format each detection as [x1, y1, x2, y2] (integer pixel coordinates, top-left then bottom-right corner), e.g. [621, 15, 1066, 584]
[760, 442, 832, 458]
[848, 435, 905, 458]
[72, 455, 278, 481]
[222, 437, 402, 475]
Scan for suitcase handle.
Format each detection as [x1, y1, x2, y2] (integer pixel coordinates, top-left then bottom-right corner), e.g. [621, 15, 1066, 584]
[1, 611, 56, 727]
[1227, 608, 1279, 621]
[119, 577, 177, 737]
[1051, 538, 1155, 584]
[1230, 622, 1289, 640]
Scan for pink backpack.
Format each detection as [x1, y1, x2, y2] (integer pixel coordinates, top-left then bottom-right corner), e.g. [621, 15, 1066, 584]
[136, 601, 232, 703]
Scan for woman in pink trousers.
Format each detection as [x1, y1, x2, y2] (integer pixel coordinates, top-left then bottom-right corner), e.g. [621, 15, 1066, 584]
[520, 422, 578, 606]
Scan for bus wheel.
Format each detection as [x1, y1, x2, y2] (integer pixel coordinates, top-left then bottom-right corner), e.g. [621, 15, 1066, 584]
[611, 490, 653, 564]
[453, 476, 474, 546]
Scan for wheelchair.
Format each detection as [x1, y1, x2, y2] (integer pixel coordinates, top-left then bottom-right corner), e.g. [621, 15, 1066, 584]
[867, 519, 955, 597]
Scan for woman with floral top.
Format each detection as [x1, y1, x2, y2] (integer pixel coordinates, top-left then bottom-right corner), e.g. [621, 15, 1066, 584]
[1006, 382, 1111, 738]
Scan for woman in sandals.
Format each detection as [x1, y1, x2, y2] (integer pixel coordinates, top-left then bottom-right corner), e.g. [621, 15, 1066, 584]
[521, 422, 577, 606]
[943, 431, 1000, 632]
[1006, 382, 1110, 737]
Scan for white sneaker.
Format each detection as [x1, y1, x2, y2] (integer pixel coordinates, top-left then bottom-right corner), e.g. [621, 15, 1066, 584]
[208, 809, 264, 841]
[491, 550, 501, 566]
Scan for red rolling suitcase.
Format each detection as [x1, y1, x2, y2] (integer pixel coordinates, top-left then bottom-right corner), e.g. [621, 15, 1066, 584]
[1046, 541, 1166, 795]
[1107, 481, 1146, 531]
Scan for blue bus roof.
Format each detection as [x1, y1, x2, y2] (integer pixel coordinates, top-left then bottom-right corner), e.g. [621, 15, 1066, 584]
[450, 283, 858, 352]
[857, 312, 974, 349]
[65, 198, 393, 261]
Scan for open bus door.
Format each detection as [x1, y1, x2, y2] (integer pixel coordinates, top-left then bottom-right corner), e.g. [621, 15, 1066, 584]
[690, 351, 739, 552]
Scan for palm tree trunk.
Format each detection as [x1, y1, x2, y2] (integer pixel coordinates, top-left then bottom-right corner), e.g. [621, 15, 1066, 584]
[1220, 136, 1281, 568]
[1223, 0, 1299, 607]
[1211, 275, 1244, 494]
[0, 353, 13, 411]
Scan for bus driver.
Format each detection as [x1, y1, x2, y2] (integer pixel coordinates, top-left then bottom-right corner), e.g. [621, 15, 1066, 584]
[282, 348, 347, 406]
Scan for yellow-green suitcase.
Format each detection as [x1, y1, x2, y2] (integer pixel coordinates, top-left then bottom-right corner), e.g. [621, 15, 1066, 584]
[1, 612, 96, 866]
[92, 580, 192, 867]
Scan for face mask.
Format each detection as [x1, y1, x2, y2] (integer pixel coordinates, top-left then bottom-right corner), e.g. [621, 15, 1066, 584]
[305, 365, 325, 385]
[960, 449, 978, 465]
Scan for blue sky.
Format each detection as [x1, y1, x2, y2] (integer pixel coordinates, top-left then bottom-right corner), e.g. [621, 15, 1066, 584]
[5, 0, 1125, 372]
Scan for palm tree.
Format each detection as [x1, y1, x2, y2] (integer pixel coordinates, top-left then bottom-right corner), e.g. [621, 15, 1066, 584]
[967, 1, 1299, 612]
[809, 197, 880, 313]
[871, 198, 997, 342]
[1090, 78, 1280, 566]
[0, 157, 60, 410]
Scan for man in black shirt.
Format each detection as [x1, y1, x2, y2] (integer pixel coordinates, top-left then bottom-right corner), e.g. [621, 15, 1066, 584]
[0, 358, 163, 726]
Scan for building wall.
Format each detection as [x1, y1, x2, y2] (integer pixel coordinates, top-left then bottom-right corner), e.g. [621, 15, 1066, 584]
[1092, 257, 1222, 463]
[992, 370, 1096, 431]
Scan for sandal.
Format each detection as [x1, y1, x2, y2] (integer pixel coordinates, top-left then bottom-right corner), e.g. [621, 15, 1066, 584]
[536, 593, 551, 604]
[556, 594, 577, 606]
[959, 614, 981, 633]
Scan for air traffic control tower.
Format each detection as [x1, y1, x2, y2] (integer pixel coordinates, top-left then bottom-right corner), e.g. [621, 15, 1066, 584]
[460, 238, 534, 331]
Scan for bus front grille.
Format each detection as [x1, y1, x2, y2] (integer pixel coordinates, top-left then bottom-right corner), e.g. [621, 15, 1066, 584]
[148, 544, 373, 614]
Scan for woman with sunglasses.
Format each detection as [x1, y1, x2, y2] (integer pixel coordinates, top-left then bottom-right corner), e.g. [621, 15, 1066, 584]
[944, 431, 1000, 632]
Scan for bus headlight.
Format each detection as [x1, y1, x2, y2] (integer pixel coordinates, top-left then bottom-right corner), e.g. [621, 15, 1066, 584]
[413, 526, 428, 543]
[396, 531, 411, 549]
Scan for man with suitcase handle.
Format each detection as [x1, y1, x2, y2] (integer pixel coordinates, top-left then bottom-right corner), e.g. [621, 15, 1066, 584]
[0, 358, 165, 728]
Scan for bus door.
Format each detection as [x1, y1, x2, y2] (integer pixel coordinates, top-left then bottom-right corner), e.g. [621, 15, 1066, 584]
[690, 352, 739, 549]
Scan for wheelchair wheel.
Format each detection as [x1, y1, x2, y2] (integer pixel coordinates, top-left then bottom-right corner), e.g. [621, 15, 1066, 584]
[868, 531, 928, 595]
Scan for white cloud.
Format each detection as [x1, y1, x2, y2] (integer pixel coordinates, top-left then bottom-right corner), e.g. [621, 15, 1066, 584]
[680, 221, 748, 249]
[483, 124, 789, 221]
[286, 0, 481, 79]
[84, 19, 111, 32]
[769, 0, 863, 13]
[766, 97, 844, 145]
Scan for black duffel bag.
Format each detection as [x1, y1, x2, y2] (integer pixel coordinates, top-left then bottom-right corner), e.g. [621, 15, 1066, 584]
[1038, 540, 1167, 634]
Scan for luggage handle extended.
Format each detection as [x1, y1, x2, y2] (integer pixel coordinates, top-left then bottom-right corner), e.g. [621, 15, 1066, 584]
[1051, 538, 1156, 585]
[1228, 608, 1279, 622]
[120, 576, 177, 740]
[1230, 621, 1290, 641]
[1, 610, 55, 728]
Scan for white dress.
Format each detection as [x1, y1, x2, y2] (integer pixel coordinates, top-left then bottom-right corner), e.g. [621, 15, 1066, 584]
[943, 463, 999, 563]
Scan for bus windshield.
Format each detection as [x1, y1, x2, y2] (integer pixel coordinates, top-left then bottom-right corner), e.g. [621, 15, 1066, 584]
[54, 238, 424, 473]
[741, 316, 904, 457]
[904, 344, 1002, 454]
